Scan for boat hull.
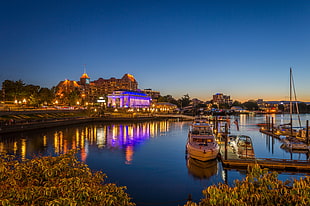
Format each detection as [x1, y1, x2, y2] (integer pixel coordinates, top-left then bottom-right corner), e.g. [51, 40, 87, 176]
[186, 142, 219, 161]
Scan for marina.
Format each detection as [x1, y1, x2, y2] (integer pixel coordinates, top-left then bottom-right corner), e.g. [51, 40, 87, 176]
[0, 113, 309, 205]
[218, 141, 310, 172]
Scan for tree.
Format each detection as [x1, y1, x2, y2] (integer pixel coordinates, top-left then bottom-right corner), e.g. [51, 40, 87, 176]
[1, 80, 49, 107]
[157, 95, 179, 107]
[178, 94, 191, 108]
[0, 151, 135, 206]
[211, 104, 218, 109]
[231, 100, 243, 107]
[38, 87, 55, 105]
[242, 100, 259, 111]
[185, 164, 310, 206]
[157, 95, 171, 103]
[2, 80, 26, 101]
[219, 103, 229, 109]
[68, 89, 81, 106]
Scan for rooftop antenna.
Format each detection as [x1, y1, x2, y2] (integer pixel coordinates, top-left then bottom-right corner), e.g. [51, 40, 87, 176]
[83, 64, 87, 74]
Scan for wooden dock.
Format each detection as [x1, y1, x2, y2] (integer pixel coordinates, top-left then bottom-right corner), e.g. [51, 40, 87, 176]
[259, 128, 281, 139]
[218, 141, 310, 172]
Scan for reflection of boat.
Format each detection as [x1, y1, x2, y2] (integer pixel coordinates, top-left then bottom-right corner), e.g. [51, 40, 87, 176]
[186, 119, 219, 161]
[230, 135, 255, 159]
[186, 157, 218, 179]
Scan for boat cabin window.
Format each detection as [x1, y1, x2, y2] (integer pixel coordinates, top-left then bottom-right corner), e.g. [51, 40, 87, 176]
[193, 138, 213, 145]
[191, 128, 212, 135]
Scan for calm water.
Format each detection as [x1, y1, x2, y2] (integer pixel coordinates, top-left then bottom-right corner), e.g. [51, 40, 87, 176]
[0, 114, 309, 205]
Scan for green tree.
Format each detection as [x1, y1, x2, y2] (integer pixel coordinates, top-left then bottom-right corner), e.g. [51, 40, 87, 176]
[38, 87, 55, 106]
[2, 80, 26, 101]
[157, 95, 179, 107]
[178, 94, 191, 108]
[242, 100, 259, 111]
[158, 95, 175, 102]
[219, 103, 229, 109]
[211, 104, 218, 109]
[0, 151, 135, 206]
[231, 100, 243, 107]
[68, 89, 81, 106]
[28, 93, 40, 107]
[185, 164, 310, 206]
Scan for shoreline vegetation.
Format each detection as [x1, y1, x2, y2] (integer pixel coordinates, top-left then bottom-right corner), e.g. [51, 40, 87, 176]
[0, 151, 309, 205]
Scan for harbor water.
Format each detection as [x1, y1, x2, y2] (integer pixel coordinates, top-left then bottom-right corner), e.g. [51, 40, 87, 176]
[0, 114, 309, 205]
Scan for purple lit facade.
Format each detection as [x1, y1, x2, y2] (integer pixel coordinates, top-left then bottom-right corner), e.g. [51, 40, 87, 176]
[107, 90, 151, 108]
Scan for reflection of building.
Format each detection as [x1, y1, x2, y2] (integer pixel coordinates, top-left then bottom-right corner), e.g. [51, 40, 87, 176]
[213, 93, 232, 105]
[55, 73, 139, 105]
[0, 121, 172, 165]
[107, 90, 151, 108]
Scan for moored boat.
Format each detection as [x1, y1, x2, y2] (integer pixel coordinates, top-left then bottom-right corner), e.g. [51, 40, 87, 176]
[186, 119, 219, 161]
[230, 135, 255, 159]
[280, 136, 310, 151]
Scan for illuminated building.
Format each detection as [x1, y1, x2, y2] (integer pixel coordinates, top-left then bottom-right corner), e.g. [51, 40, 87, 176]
[153, 102, 177, 112]
[107, 90, 151, 108]
[55, 73, 139, 105]
[140, 89, 160, 102]
[212, 93, 232, 105]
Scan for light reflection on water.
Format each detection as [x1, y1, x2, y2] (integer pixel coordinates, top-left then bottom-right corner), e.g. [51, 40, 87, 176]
[0, 115, 309, 205]
[0, 121, 171, 162]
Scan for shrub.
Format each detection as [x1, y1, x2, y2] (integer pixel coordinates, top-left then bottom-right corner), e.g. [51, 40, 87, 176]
[0, 151, 135, 206]
[185, 164, 310, 206]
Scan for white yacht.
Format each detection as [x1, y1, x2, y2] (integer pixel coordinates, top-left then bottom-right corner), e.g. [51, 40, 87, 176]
[186, 120, 219, 161]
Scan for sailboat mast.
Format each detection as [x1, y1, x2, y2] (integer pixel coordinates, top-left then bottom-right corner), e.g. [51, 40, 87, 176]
[290, 68, 293, 135]
[291, 70, 302, 127]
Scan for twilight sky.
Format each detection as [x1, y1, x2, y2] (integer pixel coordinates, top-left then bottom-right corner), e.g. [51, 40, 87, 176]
[1, 0, 310, 102]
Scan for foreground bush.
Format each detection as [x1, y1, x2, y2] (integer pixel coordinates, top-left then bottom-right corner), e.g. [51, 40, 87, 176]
[0, 151, 135, 206]
[185, 164, 310, 206]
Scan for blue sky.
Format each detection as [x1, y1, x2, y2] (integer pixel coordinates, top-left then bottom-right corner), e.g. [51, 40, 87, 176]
[1, 0, 310, 102]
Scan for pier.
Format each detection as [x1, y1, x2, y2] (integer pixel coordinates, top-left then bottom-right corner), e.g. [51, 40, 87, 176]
[218, 141, 310, 172]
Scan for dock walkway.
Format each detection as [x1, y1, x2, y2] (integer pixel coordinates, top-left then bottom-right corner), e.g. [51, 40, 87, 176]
[218, 141, 310, 172]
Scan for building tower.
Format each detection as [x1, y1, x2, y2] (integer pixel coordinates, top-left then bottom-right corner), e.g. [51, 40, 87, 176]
[80, 65, 90, 85]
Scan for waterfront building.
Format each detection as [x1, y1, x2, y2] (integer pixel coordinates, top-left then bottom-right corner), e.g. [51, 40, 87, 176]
[213, 93, 232, 105]
[140, 89, 160, 102]
[55, 79, 81, 105]
[107, 90, 151, 108]
[153, 102, 177, 112]
[55, 73, 139, 105]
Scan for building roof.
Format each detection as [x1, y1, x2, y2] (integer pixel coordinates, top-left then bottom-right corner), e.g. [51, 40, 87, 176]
[122, 74, 136, 82]
[80, 73, 90, 79]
